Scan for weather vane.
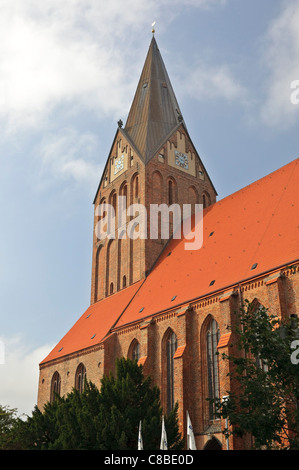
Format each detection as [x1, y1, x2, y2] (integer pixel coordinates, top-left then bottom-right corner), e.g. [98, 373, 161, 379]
[152, 21, 156, 34]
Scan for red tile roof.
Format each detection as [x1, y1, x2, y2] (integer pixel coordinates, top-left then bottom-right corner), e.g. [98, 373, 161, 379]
[217, 333, 231, 349]
[114, 158, 299, 328]
[41, 158, 299, 365]
[40, 281, 143, 364]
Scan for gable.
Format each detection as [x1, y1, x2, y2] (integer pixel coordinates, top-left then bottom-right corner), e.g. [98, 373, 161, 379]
[93, 128, 144, 205]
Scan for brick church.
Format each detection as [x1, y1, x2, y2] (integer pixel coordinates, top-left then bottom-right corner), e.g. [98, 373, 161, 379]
[38, 35, 299, 450]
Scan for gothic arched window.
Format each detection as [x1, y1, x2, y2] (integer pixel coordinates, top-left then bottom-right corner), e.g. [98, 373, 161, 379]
[120, 182, 128, 210]
[109, 190, 117, 219]
[166, 330, 178, 414]
[128, 339, 140, 362]
[75, 363, 86, 394]
[168, 179, 173, 205]
[130, 173, 140, 204]
[206, 319, 220, 419]
[167, 177, 177, 205]
[202, 191, 211, 209]
[50, 371, 61, 403]
[135, 176, 139, 199]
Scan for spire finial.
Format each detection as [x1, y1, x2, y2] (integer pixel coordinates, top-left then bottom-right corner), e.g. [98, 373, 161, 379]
[151, 21, 156, 35]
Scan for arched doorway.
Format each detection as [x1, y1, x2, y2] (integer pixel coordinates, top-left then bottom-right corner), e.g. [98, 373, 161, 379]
[203, 436, 222, 450]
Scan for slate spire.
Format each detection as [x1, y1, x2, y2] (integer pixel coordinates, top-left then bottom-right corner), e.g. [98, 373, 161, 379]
[124, 37, 184, 163]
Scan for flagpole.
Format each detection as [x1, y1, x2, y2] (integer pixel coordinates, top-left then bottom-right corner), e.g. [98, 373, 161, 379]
[186, 411, 197, 450]
[160, 415, 168, 450]
[138, 420, 143, 450]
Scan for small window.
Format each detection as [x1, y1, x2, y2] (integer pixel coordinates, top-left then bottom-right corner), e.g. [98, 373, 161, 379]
[168, 180, 173, 205]
[122, 275, 127, 288]
[112, 193, 116, 212]
[123, 185, 128, 208]
[110, 282, 114, 295]
[135, 176, 139, 198]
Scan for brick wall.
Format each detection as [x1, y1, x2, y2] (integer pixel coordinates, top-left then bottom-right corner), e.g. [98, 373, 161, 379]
[90, 125, 217, 305]
[38, 265, 299, 449]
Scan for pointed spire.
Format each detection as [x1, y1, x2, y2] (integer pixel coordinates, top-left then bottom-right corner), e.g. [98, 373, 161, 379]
[124, 37, 184, 163]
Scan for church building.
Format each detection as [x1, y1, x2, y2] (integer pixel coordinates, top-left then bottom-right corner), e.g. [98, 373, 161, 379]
[38, 36, 299, 450]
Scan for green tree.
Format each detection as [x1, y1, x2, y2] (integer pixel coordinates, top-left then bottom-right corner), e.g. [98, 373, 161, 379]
[0, 405, 20, 449]
[2, 358, 183, 450]
[90, 357, 183, 450]
[214, 300, 299, 449]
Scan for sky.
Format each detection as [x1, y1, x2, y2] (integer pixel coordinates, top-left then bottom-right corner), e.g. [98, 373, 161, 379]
[0, 0, 299, 418]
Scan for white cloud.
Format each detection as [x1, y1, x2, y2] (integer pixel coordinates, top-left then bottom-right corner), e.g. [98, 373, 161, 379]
[0, 335, 53, 417]
[181, 62, 248, 103]
[0, 1, 129, 132]
[0, 0, 228, 133]
[259, 0, 299, 127]
[0, 0, 229, 187]
[36, 128, 102, 187]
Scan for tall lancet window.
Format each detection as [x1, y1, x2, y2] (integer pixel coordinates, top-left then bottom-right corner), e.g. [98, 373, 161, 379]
[166, 330, 178, 414]
[207, 319, 220, 419]
[75, 363, 86, 394]
[128, 339, 140, 362]
[132, 340, 140, 362]
[50, 371, 61, 403]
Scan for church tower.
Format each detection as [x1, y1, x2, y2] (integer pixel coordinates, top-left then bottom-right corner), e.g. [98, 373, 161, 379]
[90, 36, 217, 304]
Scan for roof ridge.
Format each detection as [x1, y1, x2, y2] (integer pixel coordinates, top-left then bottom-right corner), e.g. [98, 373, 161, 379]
[217, 157, 299, 204]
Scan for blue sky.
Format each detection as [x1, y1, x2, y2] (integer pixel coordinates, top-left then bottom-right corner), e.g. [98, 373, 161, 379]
[0, 0, 299, 416]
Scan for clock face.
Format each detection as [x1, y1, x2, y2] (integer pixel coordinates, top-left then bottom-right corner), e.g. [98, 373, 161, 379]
[175, 151, 189, 170]
[114, 155, 124, 174]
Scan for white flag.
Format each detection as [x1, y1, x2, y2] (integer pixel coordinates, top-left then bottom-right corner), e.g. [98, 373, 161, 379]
[160, 415, 168, 450]
[186, 411, 197, 450]
[138, 420, 143, 450]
